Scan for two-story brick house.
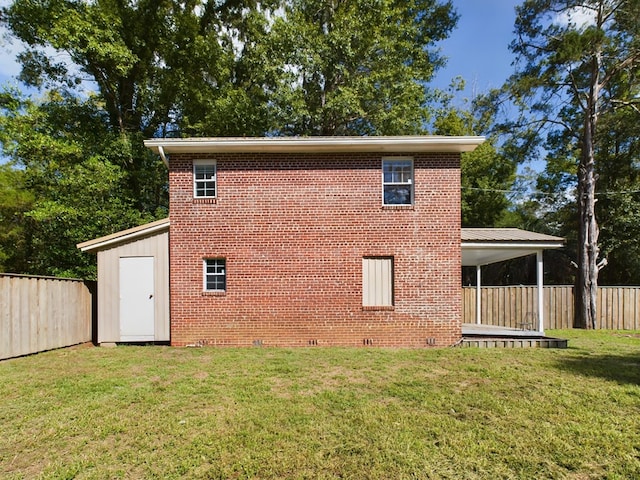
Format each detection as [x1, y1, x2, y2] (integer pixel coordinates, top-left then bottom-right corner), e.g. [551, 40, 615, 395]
[142, 136, 484, 347]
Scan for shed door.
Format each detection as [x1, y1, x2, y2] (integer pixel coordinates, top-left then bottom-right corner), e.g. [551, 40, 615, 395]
[119, 256, 155, 341]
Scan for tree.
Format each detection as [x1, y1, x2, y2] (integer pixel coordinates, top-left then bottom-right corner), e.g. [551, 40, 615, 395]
[0, 165, 34, 273]
[0, 90, 156, 278]
[1, 0, 285, 138]
[3, 0, 460, 137]
[157, 0, 282, 136]
[4, 0, 170, 136]
[432, 87, 517, 227]
[506, 0, 640, 328]
[267, 0, 458, 135]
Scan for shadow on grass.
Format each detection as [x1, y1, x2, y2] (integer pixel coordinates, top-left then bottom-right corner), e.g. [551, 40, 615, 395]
[554, 351, 640, 385]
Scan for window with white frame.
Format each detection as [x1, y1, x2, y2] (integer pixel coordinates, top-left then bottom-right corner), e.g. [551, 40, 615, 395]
[204, 258, 226, 292]
[194, 160, 217, 198]
[382, 158, 413, 205]
[362, 257, 394, 307]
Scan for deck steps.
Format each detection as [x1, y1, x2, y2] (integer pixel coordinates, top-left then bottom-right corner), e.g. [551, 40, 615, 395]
[460, 336, 568, 349]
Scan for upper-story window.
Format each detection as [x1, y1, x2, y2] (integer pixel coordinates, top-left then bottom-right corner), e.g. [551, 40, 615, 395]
[194, 160, 217, 198]
[382, 158, 413, 205]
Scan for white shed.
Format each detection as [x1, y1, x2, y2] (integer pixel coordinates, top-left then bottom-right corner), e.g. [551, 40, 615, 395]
[77, 218, 170, 345]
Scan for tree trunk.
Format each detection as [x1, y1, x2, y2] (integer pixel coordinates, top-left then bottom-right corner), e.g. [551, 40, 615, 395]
[574, 51, 602, 330]
[574, 144, 599, 329]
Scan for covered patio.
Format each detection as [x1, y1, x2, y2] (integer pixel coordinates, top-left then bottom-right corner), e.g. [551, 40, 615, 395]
[461, 228, 565, 338]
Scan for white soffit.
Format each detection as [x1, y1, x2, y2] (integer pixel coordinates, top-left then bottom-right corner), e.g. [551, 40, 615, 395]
[144, 136, 486, 158]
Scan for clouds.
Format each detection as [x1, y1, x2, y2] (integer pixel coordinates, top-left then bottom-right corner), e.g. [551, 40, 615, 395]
[0, 0, 21, 82]
[553, 5, 598, 29]
[0, 26, 23, 81]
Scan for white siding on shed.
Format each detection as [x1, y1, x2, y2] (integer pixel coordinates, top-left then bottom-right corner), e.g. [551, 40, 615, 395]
[89, 226, 169, 343]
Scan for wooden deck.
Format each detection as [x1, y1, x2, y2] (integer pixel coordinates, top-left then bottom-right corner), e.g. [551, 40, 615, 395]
[460, 324, 568, 349]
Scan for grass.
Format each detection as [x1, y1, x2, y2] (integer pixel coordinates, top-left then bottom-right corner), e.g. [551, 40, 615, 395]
[1, 330, 639, 479]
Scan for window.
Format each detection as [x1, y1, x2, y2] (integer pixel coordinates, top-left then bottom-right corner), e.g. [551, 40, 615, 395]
[362, 257, 394, 307]
[204, 259, 226, 292]
[382, 158, 413, 205]
[194, 161, 216, 198]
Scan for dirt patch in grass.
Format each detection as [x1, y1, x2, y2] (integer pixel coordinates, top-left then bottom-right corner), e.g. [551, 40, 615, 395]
[612, 332, 640, 338]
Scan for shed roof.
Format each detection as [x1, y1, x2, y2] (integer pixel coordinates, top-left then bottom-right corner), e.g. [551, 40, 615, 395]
[77, 218, 169, 252]
[462, 228, 564, 243]
[461, 228, 564, 266]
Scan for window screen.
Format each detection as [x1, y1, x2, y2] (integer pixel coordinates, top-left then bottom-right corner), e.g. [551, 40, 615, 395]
[383, 158, 413, 205]
[194, 162, 217, 198]
[204, 258, 226, 291]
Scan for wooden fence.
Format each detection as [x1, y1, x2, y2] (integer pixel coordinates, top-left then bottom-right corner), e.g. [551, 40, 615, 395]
[463, 285, 640, 330]
[3, 276, 638, 359]
[0, 274, 95, 360]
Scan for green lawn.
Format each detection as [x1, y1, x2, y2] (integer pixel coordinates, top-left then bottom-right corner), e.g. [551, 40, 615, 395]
[1, 330, 639, 479]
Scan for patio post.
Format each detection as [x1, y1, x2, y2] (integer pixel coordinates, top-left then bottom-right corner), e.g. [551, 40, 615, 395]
[537, 250, 544, 334]
[476, 265, 482, 325]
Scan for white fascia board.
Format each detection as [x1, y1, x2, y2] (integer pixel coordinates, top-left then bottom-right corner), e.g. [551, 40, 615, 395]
[144, 136, 485, 155]
[462, 241, 565, 250]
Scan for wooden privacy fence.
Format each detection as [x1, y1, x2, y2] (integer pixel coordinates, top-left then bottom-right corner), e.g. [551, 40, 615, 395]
[0, 274, 95, 360]
[463, 286, 640, 330]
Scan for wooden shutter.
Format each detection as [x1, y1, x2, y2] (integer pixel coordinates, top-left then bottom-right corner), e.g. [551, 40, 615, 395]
[362, 257, 393, 307]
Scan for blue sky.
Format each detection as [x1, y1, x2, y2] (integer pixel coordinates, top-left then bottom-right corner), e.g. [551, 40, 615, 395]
[0, 0, 20, 86]
[432, 0, 521, 98]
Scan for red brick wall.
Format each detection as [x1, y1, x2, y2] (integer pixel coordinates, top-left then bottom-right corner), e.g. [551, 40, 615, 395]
[169, 152, 462, 347]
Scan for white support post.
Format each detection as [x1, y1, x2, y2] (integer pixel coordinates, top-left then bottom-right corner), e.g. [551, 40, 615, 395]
[476, 265, 482, 325]
[537, 250, 544, 334]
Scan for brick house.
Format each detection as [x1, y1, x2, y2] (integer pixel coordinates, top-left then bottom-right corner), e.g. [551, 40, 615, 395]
[141, 136, 484, 347]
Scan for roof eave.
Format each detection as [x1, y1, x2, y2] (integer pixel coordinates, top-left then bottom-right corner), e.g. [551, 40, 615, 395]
[144, 136, 485, 158]
[462, 241, 565, 250]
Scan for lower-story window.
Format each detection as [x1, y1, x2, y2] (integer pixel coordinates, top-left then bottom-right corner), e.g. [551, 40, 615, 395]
[362, 256, 394, 307]
[204, 258, 226, 292]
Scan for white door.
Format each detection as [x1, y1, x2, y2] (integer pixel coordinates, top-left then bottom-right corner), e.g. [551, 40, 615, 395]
[119, 256, 155, 341]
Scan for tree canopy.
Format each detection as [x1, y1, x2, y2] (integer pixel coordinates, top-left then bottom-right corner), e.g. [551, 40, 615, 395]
[433, 86, 517, 227]
[0, 0, 464, 278]
[267, 0, 458, 135]
[0, 90, 160, 277]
